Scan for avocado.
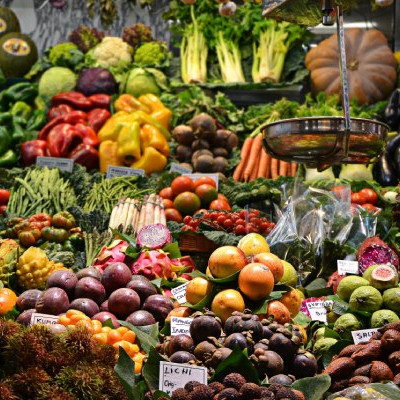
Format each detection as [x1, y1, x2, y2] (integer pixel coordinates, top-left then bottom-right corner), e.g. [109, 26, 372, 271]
[0, 32, 38, 77]
[0, 7, 20, 39]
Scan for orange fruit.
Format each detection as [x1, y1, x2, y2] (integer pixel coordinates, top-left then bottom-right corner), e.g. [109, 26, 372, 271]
[208, 246, 247, 278]
[75, 319, 94, 333]
[253, 252, 284, 283]
[186, 277, 213, 305]
[238, 233, 270, 257]
[266, 300, 290, 324]
[122, 330, 136, 343]
[211, 289, 245, 323]
[113, 340, 133, 354]
[107, 330, 122, 345]
[70, 314, 90, 324]
[0, 292, 17, 316]
[0, 288, 17, 302]
[279, 289, 302, 318]
[166, 307, 193, 322]
[238, 263, 274, 301]
[92, 332, 108, 344]
[116, 326, 129, 336]
[58, 315, 71, 326]
[101, 326, 112, 333]
[91, 319, 103, 334]
[66, 309, 86, 318]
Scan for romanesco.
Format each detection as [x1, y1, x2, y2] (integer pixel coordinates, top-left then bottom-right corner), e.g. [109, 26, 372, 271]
[133, 41, 169, 66]
[48, 42, 84, 69]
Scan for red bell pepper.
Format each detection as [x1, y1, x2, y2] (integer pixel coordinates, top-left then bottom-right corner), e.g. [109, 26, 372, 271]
[88, 94, 111, 109]
[51, 91, 93, 110]
[74, 123, 100, 147]
[69, 144, 99, 170]
[21, 140, 48, 166]
[87, 108, 111, 133]
[47, 104, 74, 121]
[39, 111, 87, 141]
[47, 124, 83, 158]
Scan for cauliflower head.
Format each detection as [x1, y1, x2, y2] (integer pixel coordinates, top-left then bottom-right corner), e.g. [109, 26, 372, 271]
[89, 37, 133, 69]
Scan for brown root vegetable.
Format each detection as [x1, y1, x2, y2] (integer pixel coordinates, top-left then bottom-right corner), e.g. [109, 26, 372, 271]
[193, 154, 215, 172]
[190, 114, 216, 140]
[213, 148, 229, 158]
[213, 156, 228, 173]
[172, 125, 194, 146]
[176, 145, 192, 162]
[192, 149, 213, 162]
[192, 139, 210, 151]
[213, 129, 230, 147]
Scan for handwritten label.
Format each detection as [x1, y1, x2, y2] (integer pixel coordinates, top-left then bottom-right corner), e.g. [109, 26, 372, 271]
[171, 317, 192, 337]
[306, 300, 333, 324]
[183, 173, 219, 190]
[170, 163, 193, 174]
[30, 313, 59, 326]
[36, 156, 73, 172]
[106, 166, 145, 179]
[171, 283, 189, 305]
[337, 260, 359, 275]
[159, 361, 207, 395]
[352, 328, 379, 344]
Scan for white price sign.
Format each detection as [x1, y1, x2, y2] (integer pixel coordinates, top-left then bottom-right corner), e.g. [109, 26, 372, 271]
[30, 313, 59, 326]
[106, 166, 145, 179]
[36, 156, 73, 172]
[170, 163, 193, 174]
[170, 317, 192, 337]
[306, 300, 333, 324]
[159, 361, 208, 395]
[352, 328, 379, 344]
[171, 283, 189, 305]
[337, 260, 359, 275]
[183, 173, 219, 189]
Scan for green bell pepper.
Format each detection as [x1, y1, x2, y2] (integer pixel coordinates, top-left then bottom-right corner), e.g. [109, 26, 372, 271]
[66, 233, 84, 251]
[0, 149, 17, 167]
[0, 127, 11, 155]
[11, 101, 32, 124]
[11, 122, 26, 144]
[3, 82, 38, 104]
[26, 110, 46, 131]
[0, 112, 12, 126]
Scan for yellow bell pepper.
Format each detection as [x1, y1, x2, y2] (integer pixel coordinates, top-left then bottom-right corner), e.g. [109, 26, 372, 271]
[98, 111, 131, 142]
[99, 140, 122, 173]
[131, 146, 167, 175]
[151, 108, 172, 130]
[138, 94, 165, 113]
[131, 111, 171, 140]
[114, 94, 151, 114]
[140, 124, 169, 156]
[117, 121, 141, 164]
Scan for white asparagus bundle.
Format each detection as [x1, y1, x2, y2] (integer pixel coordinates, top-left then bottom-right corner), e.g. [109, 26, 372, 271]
[136, 195, 148, 234]
[154, 195, 161, 224]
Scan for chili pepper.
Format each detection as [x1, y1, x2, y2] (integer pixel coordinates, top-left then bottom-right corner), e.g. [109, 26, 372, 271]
[28, 213, 52, 230]
[138, 94, 166, 113]
[114, 94, 151, 114]
[26, 110, 47, 132]
[87, 108, 111, 133]
[66, 233, 84, 250]
[131, 146, 167, 175]
[21, 140, 48, 166]
[41, 226, 69, 243]
[117, 121, 141, 163]
[18, 229, 40, 247]
[52, 211, 76, 230]
[10, 101, 32, 124]
[0, 150, 17, 167]
[47, 124, 83, 158]
[88, 94, 111, 109]
[2, 83, 37, 105]
[11, 122, 27, 144]
[74, 123, 100, 147]
[0, 112, 12, 125]
[131, 110, 171, 140]
[34, 96, 47, 111]
[99, 140, 121, 173]
[140, 124, 169, 156]
[51, 91, 92, 110]
[0, 127, 11, 155]
[47, 104, 74, 121]
[97, 111, 132, 142]
[69, 143, 99, 170]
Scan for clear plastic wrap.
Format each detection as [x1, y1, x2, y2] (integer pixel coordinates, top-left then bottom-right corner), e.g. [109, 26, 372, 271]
[328, 382, 400, 400]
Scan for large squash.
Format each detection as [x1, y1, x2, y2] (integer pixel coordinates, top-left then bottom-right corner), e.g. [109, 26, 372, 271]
[305, 28, 397, 105]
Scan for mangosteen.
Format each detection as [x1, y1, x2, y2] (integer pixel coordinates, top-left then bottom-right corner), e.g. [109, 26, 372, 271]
[167, 334, 194, 356]
[224, 312, 243, 335]
[268, 374, 294, 385]
[268, 332, 297, 361]
[176, 145, 192, 163]
[254, 340, 269, 352]
[194, 341, 217, 362]
[230, 310, 263, 342]
[205, 347, 232, 368]
[172, 125, 194, 146]
[169, 351, 196, 364]
[224, 332, 252, 353]
[261, 324, 274, 339]
[254, 350, 284, 378]
[190, 311, 222, 344]
[290, 351, 318, 379]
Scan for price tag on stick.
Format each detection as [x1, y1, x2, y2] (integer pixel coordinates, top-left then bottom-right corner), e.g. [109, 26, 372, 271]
[306, 300, 333, 324]
[170, 317, 192, 337]
[352, 328, 379, 344]
[171, 283, 188, 305]
[106, 166, 145, 179]
[337, 260, 359, 275]
[169, 163, 193, 174]
[36, 156, 73, 172]
[30, 313, 59, 326]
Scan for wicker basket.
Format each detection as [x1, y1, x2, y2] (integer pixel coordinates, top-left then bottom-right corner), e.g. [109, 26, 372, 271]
[179, 232, 218, 253]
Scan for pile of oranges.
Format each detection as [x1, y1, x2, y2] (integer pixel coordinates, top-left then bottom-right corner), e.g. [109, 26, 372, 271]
[58, 310, 145, 374]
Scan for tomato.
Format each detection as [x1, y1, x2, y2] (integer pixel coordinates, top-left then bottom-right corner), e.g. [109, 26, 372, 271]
[217, 193, 229, 203]
[164, 208, 183, 223]
[217, 215, 226, 224]
[195, 184, 218, 207]
[362, 203, 379, 213]
[235, 225, 246, 235]
[193, 176, 217, 189]
[171, 176, 195, 196]
[223, 219, 234, 229]
[351, 192, 367, 205]
[0, 189, 10, 206]
[209, 199, 231, 211]
[159, 187, 173, 200]
[183, 216, 192, 225]
[162, 199, 174, 209]
[359, 188, 378, 205]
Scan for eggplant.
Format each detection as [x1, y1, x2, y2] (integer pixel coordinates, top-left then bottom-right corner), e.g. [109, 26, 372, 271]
[374, 151, 398, 186]
[387, 134, 400, 159]
[385, 89, 400, 130]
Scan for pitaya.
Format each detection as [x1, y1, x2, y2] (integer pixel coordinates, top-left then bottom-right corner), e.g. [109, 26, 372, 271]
[327, 271, 346, 294]
[137, 224, 172, 249]
[299, 297, 327, 318]
[93, 240, 127, 273]
[357, 236, 399, 274]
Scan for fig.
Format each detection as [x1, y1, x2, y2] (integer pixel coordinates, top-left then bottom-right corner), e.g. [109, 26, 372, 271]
[190, 311, 222, 344]
[194, 341, 217, 362]
[268, 374, 294, 385]
[16, 289, 42, 311]
[101, 262, 132, 294]
[76, 267, 101, 281]
[142, 294, 174, 323]
[126, 310, 156, 326]
[370, 264, 398, 290]
[224, 333, 251, 352]
[108, 288, 140, 319]
[100, 300, 109, 311]
[92, 311, 120, 328]
[68, 298, 99, 317]
[167, 334, 194, 356]
[46, 270, 78, 298]
[35, 288, 69, 315]
[74, 277, 106, 305]
[290, 351, 318, 379]
[126, 278, 157, 304]
[268, 332, 297, 361]
[169, 351, 196, 364]
[172, 125, 194, 146]
[16, 308, 36, 326]
[176, 145, 192, 162]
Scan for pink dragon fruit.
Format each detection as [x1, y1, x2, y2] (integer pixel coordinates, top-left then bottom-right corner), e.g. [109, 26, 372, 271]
[299, 297, 327, 318]
[357, 236, 399, 274]
[93, 240, 128, 274]
[137, 224, 172, 249]
[327, 271, 346, 294]
[171, 255, 196, 280]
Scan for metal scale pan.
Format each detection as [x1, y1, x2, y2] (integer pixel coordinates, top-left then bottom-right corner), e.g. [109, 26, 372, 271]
[260, 0, 390, 170]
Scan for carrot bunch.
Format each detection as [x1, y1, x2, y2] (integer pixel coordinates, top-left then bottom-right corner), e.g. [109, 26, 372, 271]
[233, 134, 297, 182]
[58, 309, 145, 373]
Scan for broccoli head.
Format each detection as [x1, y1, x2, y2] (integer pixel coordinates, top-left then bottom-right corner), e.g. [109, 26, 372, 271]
[48, 42, 84, 69]
[122, 23, 153, 49]
[69, 25, 104, 53]
[133, 41, 169, 66]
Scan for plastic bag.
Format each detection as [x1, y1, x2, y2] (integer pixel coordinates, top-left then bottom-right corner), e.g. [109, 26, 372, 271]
[327, 382, 400, 400]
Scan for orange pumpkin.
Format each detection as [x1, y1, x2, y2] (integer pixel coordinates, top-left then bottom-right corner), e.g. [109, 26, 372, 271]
[305, 28, 397, 105]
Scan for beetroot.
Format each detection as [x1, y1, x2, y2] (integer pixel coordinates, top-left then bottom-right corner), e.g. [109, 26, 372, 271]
[101, 262, 132, 294]
[137, 224, 172, 249]
[92, 312, 120, 328]
[35, 288, 69, 315]
[17, 289, 42, 311]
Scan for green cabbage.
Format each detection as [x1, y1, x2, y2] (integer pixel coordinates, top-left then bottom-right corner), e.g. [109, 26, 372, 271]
[38, 67, 76, 99]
